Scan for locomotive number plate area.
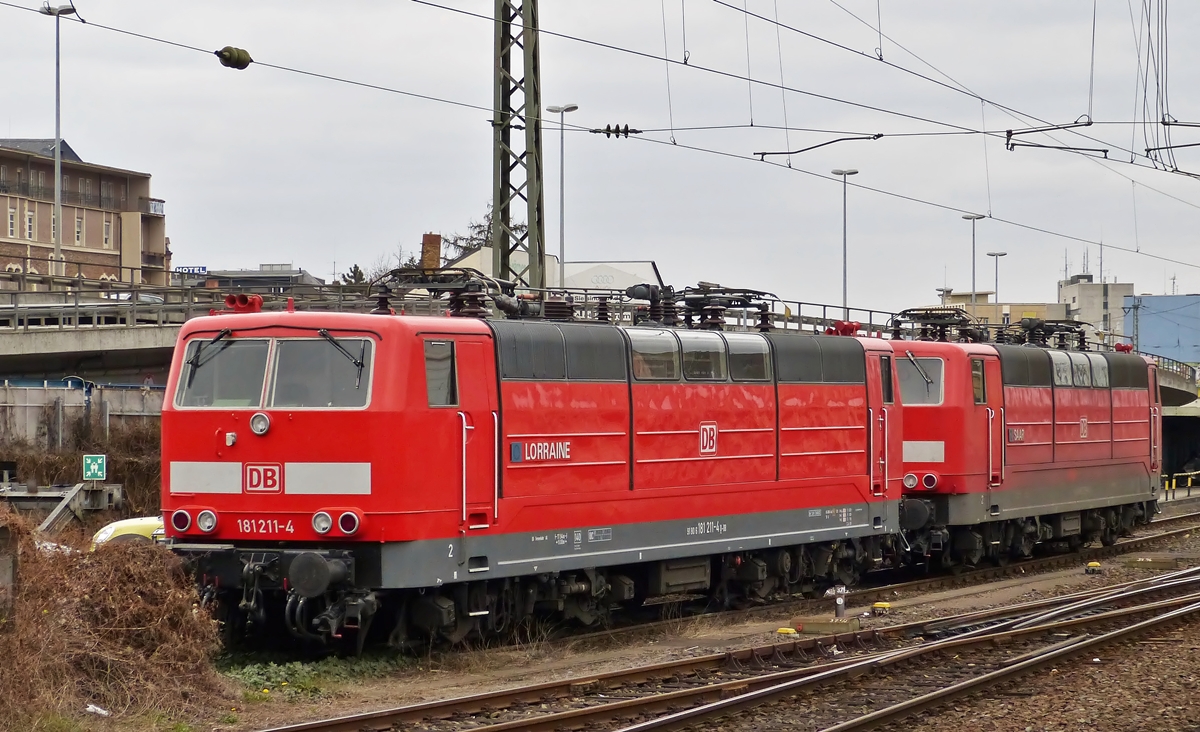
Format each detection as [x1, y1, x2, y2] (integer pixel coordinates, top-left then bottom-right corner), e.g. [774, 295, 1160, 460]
[236, 518, 296, 535]
[686, 518, 728, 537]
[1008, 428, 1026, 443]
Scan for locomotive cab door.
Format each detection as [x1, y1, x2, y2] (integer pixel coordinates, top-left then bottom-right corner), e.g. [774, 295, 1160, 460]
[421, 334, 499, 530]
[971, 356, 1004, 512]
[864, 353, 895, 501]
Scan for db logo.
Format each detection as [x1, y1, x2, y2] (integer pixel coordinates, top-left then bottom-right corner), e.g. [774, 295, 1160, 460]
[244, 463, 283, 493]
[699, 422, 718, 456]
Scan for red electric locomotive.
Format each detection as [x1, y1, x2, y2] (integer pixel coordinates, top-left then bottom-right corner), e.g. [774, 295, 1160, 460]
[163, 285, 908, 646]
[892, 313, 1160, 567]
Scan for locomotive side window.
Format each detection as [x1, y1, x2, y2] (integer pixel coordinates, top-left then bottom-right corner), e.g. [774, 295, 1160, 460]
[724, 333, 771, 382]
[896, 353, 943, 405]
[880, 356, 894, 404]
[1049, 351, 1073, 387]
[678, 331, 727, 381]
[627, 329, 680, 381]
[1086, 354, 1109, 387]
[493, 321, 566, 380]
[424, 340, 457, 406]
[176, 338, 270, 408]
[971, 359, 987, 404]
[270, 338, 373, 408]
[1067, 352, 1092, 387]
[561, 325, 627, 381]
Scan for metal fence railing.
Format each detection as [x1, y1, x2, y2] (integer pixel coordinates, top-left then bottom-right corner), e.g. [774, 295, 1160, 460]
[1161, 471, 1200, 500]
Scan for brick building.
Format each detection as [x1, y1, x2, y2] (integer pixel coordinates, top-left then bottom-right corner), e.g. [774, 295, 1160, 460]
[0, 139, 169, 285]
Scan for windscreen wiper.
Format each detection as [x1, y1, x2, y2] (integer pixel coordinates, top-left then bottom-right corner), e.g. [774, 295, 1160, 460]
[905, 350, 934, 386]
[318, 329, 366, 388]
[185, 329, 231, 387]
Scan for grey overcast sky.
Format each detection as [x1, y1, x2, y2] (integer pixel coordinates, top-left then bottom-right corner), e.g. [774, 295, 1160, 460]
[4, 1, 1200, 312]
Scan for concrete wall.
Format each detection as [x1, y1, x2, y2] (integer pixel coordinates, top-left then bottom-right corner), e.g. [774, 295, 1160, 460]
[0, 383, 163, 448]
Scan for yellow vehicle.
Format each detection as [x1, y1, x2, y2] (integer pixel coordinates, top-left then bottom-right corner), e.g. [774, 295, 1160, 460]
[90, 516, 165, 549]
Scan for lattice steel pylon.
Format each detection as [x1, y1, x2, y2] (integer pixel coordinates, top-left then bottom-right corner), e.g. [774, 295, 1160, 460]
[491, 0, 545, 291]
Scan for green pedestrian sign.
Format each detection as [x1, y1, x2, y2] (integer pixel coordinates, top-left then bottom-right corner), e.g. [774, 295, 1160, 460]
[83, 454, 107, 482]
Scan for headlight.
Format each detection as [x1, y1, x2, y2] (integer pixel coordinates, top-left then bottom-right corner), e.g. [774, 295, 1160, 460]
[922, 473, 939, 489]
[338, 511, 360, 535]
[197, 510, 218, 533]
[249, 412, 270, 436]
[902, 473, 919, 489]
[312, 511, 333, 535]
[93, 525, 116, 545]
[171, 509, 192, 532]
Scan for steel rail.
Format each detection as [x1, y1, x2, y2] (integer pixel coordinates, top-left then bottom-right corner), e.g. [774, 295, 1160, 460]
[818, 598, 1200, 732]
[611, 592, 1200, 732]
[254, 553, 1200, 732]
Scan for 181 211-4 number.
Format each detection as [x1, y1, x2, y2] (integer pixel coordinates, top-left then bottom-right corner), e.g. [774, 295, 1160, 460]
[237, 518, 295, 535]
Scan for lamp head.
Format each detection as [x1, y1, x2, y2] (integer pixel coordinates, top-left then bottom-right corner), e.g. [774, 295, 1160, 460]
[39, 4, 75, 15]
[547, 104, 579, 114]
[831, 169, 859, 176]
[962, 213, 986, 221]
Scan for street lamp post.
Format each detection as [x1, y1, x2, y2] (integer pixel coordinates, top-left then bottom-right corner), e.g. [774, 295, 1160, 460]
[40, 3, 76, 280]
[986, 251, 1007, 306]
[831, 169, 858, 319]
[962, 214, 985, 317]
[546, 103, 579, 289]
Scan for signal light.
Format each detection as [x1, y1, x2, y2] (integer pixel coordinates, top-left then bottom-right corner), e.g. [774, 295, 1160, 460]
[922, 473, 939, 490]
[171, 509, 192, 532]
[312, 511, 333, 535]
[249, 412, 270, 436]
[196, 510, 218, 533]
[216, 46, 253, 70]
[338, 511, 360, 536]
[903, 473, 918, 489]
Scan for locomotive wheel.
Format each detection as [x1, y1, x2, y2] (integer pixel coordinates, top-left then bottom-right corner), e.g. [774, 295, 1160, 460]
[1100, 509, 1119, 546]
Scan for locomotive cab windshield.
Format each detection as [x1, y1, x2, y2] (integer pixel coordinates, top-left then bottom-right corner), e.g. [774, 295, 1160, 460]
[176, 334, 375, 409]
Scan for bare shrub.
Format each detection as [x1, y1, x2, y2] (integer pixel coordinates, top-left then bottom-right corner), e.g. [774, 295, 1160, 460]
[0, 506, 228, 728]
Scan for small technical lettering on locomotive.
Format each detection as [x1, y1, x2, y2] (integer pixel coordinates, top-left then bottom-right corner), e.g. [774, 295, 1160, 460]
[1008, 428, 1026, 443]
[510, 441, 571, 462]
[587, 527, 612, 543]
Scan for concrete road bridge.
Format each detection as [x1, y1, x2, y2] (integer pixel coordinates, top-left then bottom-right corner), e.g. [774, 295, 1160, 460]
[0, 275, 1193, 407]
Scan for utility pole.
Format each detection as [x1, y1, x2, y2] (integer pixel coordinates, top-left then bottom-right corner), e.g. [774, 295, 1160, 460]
[491, 0, 545, 291]
[962, 214, 985, 318]
[41, 4, 76, 280]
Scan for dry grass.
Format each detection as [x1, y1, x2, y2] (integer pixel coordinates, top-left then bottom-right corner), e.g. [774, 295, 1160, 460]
[0, 505, 230, 729]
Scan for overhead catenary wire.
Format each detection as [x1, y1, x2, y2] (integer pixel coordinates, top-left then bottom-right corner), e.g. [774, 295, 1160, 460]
[815, 0, 1200, 194]
[3, 0, 1199, 273]
[1087, 0, 1098, 121]
[617, 129, 1200, 271]
[741, 0, 754, 124]
[771, 0, 792, 165]
[659, 0, 678, 143]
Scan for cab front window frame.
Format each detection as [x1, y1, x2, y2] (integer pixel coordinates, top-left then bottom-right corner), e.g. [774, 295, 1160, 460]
[173, 333, 377, 410]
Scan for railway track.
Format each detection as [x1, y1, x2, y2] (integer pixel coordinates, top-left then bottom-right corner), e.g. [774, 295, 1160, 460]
[257, 520, 1200, 732]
